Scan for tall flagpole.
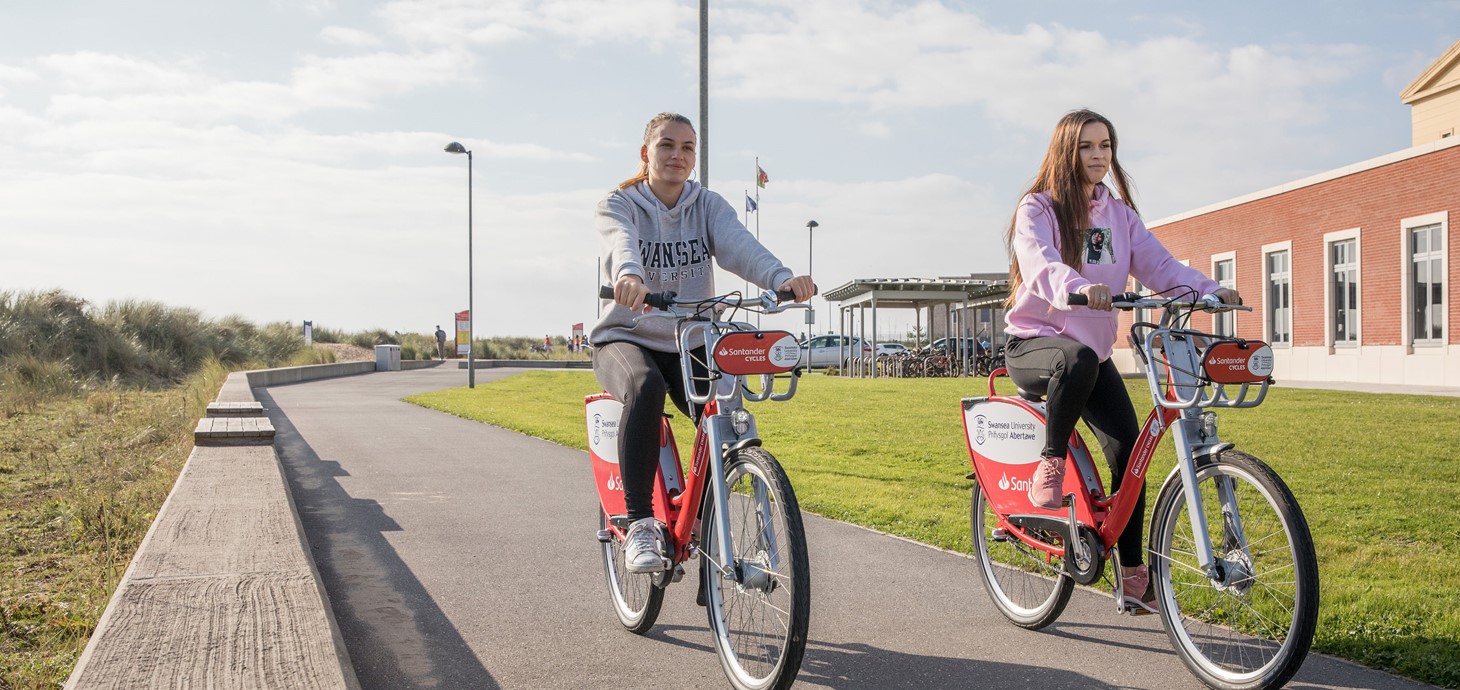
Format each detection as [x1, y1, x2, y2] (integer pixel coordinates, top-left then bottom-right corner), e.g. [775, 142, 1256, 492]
[755, 157, 763, 327]
[743, 188, 750, 300]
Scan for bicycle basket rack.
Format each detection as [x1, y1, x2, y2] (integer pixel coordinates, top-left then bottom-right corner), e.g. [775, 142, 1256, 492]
[680, 320, 802, 405]
[1142, 327, 1273, 410]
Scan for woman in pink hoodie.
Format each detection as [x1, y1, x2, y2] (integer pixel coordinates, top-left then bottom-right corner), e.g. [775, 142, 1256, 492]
[1002, 109, 1240, 612]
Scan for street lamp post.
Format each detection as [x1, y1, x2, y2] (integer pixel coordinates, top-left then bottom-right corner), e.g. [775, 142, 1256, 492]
[445, 141, 475, 388]
[806, 219, 818, 335]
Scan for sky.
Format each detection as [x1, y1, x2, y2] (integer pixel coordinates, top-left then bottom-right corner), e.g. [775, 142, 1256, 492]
[2, 1, 1457, 340]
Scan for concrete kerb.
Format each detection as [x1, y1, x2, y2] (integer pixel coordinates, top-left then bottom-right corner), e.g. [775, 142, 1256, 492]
[457, 358, 592, 369]
[64, 361, 395, 690]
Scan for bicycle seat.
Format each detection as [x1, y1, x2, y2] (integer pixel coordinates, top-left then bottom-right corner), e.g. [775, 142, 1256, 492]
[1015, 376, 1049, 402]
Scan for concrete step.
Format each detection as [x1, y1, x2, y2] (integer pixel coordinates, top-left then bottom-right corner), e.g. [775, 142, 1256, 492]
[206, 401, 265, 417]
[194, 416, 275, 446]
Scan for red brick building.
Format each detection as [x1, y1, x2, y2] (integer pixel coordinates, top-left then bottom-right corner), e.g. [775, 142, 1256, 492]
[1113, 40, 1460, 386]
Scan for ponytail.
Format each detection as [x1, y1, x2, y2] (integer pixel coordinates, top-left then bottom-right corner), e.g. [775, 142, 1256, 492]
[617, 161, 649, 190]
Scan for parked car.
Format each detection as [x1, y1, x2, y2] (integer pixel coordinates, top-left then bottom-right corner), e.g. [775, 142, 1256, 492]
[919, 337, 982, 356]
[875, 342, 910, 357]
[799, 335, 872, 368]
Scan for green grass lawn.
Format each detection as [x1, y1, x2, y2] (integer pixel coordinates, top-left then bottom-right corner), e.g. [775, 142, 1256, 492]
[407, 371, 1460, 689]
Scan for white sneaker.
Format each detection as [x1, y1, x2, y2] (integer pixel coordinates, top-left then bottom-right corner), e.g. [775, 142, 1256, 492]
[624, 518, 670, 573]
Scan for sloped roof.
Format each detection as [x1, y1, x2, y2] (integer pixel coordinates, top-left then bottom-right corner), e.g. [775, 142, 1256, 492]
[1401, 39, 1460, 104]
[823, 277, 1009, 308]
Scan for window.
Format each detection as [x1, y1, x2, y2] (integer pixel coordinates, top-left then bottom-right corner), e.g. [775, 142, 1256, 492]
[1411, 222, 1445, 343]
[1265, 246, 1292, 345]
[1325, 231, 1360, 347]
[1212, 253, 1236, 337]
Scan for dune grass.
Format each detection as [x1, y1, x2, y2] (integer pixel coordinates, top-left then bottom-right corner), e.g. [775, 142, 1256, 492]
[407, 371, 1460, 689]
[0, 362, 227, 689]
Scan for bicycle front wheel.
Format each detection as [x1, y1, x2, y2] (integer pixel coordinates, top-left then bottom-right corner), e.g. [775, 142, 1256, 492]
[599, 511, 665, 634]
[1148, 449, 1319, 690]
[701, 446, 810, 690]
[970, 483, 1074, 628]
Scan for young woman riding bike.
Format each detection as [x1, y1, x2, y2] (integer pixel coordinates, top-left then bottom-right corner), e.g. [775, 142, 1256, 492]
[590, 111, 813, 575]
[1002, 108, 1241, 612]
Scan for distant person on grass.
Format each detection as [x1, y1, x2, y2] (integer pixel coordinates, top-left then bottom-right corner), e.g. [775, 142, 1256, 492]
[434, 325, 447, 359]
[592, 111, 814, 573]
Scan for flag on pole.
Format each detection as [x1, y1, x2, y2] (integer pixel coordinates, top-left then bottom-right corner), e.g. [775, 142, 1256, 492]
[756, 165, 769, 188]
[746, 194, 758, 212]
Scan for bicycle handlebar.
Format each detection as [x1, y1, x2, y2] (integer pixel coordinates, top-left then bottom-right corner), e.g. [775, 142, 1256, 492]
[1067, 292, 1143, 307]
[598, 285, 811, 311]
[1067, 292, 1251, 312]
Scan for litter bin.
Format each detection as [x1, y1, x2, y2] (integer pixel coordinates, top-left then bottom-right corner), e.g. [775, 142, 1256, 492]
[375, 344, 401, 372]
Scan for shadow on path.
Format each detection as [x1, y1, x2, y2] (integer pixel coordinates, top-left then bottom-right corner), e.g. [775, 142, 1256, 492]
[259, 388, 498, 690]
[646, 624, 1120, 689]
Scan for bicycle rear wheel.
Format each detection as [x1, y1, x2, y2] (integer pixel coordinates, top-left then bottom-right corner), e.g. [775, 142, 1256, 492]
[969, 483, 1073, 629]
[701, 446, 810, 690]
[599, 511, 665, 634]
[1148, 449, 1318, 690]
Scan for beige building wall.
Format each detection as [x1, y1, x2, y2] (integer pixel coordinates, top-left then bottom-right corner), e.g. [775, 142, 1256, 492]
[1403, 39, 1460, 145]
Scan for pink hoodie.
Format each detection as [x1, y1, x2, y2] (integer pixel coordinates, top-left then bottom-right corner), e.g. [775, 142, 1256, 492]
[1004, 184, 1220, 360]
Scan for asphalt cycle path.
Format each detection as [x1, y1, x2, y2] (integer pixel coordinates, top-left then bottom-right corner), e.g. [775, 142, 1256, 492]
[261, 367, 1437, 690]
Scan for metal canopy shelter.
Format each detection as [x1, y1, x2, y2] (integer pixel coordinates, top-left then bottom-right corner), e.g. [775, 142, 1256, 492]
[822, 277, 1010, 378]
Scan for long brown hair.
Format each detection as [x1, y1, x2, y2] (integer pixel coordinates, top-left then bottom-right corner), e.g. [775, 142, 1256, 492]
[1004, 109, 1138, 306]
[617, 112, 696, 190]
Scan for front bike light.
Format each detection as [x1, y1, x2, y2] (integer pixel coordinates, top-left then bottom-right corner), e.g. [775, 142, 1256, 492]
[731, 408, 752, 436]
[1200, 411, 1218, 439]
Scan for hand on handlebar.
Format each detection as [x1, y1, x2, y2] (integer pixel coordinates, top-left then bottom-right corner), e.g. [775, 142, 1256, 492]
[778, 275, 816, 303]
[612, 275, 651, 313]
[1212, 287, 1242, 306]
[1077, 283, 1113, 311]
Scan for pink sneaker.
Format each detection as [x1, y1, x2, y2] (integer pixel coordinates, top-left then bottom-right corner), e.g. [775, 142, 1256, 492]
[1027, 455, 1066, 510]
[1122, 564, 1159, 614]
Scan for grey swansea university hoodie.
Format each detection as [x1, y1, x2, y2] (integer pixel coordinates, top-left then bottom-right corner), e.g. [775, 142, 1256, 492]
[591, 180, 795, 352]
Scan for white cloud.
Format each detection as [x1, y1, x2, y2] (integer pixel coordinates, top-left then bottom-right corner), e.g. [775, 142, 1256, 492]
[375, 0, 694, 48]
[320, 26, 384, 48]
[273, 0, 337, 15]
[33, 52, 207, 95]
[290, 49, 473, 109]
[28, 48, 473, 126]
[859, 121, 891, 138]
[0, 63, 38, 87]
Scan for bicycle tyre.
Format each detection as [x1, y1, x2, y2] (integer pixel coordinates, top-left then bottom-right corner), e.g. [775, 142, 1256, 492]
[1148, 449, 1319, 690]
[599, 511, 666, 634]
[969, 483, 1074, 629]
[701, 446, 810, 690]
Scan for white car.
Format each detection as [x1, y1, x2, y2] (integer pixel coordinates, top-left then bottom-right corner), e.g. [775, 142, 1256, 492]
[875, 342, 910, 357]
[799, 335, 872, 368]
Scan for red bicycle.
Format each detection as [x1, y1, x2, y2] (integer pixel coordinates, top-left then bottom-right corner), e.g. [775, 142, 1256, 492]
[588, 287, 811, 690]
[962, 293, 1318, 690]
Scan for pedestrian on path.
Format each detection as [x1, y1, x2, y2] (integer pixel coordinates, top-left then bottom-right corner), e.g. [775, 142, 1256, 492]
[435, 325, 446, 359]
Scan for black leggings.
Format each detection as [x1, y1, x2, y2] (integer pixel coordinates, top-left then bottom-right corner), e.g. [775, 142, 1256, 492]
[592, 341, 707, 521]
[1004, 336, 1146, 567]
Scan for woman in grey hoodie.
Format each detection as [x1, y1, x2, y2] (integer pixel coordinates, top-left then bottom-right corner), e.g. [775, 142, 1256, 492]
[593, 112, 813, 573]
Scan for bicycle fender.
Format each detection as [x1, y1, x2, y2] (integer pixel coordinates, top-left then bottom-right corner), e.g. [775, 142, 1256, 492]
[723, 437, 763, 458]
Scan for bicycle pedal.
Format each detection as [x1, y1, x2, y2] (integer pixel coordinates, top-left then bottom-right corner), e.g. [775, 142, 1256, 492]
[595, 528, 613, 543]
[991, 528, 1009, 542]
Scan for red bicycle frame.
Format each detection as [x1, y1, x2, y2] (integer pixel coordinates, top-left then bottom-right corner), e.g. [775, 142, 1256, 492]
[962, 369, 1181, 562]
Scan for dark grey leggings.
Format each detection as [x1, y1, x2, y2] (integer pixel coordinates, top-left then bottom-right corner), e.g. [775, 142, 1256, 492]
[592, 341, 706, 521]
[1004, 335, 1146, 567]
